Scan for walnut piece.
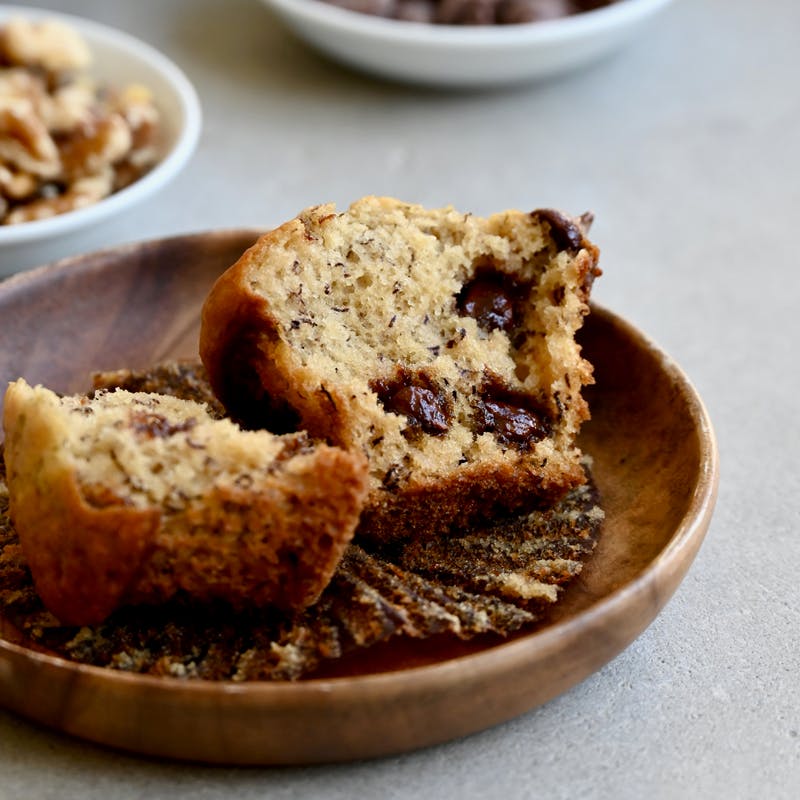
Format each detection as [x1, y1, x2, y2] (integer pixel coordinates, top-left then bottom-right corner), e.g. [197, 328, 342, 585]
[0, 16, 164, 227]
[1, 17, 91, 73]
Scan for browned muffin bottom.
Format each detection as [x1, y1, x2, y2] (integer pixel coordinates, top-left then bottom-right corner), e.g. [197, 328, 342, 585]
[0, 438, 602, 681]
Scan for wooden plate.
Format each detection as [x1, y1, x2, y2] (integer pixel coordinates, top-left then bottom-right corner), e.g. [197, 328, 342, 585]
[0, 231, 719, 764]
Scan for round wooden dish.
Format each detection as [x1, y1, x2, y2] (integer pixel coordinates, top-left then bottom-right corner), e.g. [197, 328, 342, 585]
[0, 231, 719, 764]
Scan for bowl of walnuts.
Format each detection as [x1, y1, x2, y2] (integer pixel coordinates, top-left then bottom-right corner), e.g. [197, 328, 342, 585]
[0, 7, 201, 252]
[260, 0, 675, 88]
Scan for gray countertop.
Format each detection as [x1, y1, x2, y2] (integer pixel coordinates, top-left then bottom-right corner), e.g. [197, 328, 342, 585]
[1, 0, 798, 797]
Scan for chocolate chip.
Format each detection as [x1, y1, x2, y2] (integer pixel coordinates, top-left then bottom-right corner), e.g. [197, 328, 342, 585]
[474, 378, 551, 447]
[531, 208, 585, 254]
[371, 370, 450, 435]
[437, 0, 496, 24]
[457, 273, 516, 332]
[476, 399, 549, 446]
[391, 386, 449, 433]
[497, 0, 576, 23]
[396, 0, 437, 20]
[318, 0, 615, 24]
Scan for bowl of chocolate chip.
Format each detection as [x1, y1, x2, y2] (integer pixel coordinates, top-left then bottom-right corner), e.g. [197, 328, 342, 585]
[0, 7, 201, 255]
[260, 0, 675, 88]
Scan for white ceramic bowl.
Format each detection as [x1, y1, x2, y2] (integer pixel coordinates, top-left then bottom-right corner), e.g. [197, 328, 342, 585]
[0, 6, 201, 249]
[261, 0, 674, 88]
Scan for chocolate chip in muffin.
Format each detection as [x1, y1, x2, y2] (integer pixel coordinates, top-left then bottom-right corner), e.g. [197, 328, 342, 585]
[531, 208, 587, 254]
[474, 376, 552, 448]
[457, 269, 524, 334]
[371, 369, 451, 435]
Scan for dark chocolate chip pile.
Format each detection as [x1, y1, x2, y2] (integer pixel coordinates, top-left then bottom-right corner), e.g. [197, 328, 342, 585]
[319, 0, 615, 25]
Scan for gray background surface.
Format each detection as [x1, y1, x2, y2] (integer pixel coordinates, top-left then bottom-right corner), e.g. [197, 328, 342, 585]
[1, 0, 798, 797]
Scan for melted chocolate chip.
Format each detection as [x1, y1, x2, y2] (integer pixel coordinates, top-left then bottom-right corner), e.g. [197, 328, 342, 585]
[391, 386, 449, 433]
[474, 378, 551, 448]
[477, 399, 549, 445]
[457, 275, 515, 332]
[371, 370, 450, 435]
[531, 208, 585, 254]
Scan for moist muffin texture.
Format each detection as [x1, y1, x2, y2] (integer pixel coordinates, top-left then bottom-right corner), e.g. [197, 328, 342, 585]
[1, 380, 368, 625]
[200, 196, 600, 542]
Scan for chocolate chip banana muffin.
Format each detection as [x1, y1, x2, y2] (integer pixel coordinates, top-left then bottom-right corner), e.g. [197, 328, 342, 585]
[2, 379, 368, 625]
[200, 196, 600, 543]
